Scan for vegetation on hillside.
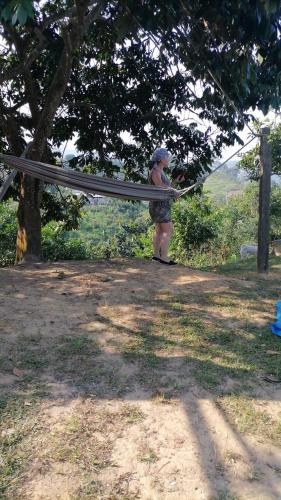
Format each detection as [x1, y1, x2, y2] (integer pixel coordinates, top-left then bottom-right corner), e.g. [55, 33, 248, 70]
[1, 184, 281, 268]
[204, 162, 249, 203]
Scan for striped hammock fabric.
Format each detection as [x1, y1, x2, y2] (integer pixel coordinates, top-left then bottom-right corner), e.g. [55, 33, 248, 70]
[0, 154, 177, 202]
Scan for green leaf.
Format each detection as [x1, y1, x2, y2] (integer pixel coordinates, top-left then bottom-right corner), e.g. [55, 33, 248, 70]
[1, 5, 13, 21]
[1, 0, 33, 24]
[22, 0, 34, 17]
[11, 11, 18, 25]
[16, 5, 28, 25]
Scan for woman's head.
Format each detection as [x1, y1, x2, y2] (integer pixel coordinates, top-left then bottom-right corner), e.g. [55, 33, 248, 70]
[151, 148, 171, 168]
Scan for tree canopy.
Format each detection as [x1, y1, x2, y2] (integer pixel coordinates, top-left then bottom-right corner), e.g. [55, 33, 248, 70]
[1, 0, 281, 260]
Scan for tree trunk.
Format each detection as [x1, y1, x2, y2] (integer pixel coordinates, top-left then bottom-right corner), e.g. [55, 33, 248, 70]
[16, 175, 42, 263]
[13, 1, 101, 263]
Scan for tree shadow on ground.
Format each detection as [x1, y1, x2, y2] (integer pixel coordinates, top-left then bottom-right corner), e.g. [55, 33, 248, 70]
[0, 259, 281, 498]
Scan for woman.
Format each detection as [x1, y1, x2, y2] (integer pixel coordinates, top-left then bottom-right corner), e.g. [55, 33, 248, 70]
[148, 148, 184, 265]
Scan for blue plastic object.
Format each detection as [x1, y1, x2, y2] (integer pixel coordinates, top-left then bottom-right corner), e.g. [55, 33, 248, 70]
[271, 301, 281, 337]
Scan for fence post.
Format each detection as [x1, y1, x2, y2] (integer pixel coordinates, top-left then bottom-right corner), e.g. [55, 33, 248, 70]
[257, 126, 272, 273]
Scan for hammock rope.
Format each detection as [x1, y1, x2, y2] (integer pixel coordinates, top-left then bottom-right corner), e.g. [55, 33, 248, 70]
[179, 135, 256, 197]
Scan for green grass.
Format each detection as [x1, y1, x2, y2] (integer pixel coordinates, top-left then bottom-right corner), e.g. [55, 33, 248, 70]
[0, 397, 39, 497]
[203, 255, 281, 276]
[56, 334, 100, 358]
[117, 259, 281, 393]
[216, 491, 238, 500]
[217, 394, 281, 444]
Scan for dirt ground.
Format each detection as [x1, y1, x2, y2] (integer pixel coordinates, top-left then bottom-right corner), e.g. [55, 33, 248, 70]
[0, 259, 281, 500]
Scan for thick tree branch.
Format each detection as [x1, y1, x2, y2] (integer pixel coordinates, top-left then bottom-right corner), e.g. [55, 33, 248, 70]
[2, 99, 28, 113]
[30, 0, 107, 161]
[4, 25, 41, 124]
[0, 27, 47, 85]
[0, 98, 25, 155]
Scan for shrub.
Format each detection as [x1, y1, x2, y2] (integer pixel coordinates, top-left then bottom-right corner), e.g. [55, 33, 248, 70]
[171, 194, 220, 258]
[42, 222, 88, 261]
[0, 203, 17, 266]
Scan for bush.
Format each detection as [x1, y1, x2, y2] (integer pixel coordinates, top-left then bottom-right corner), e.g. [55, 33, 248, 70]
[213, 183, 259, 261]
[1, 185, 281, 268]
[270, 185, 281, 240]
[42, 222, 89, 261]
[0, 203, 17, 266]
[171, 194, 220, 259]
[114, 219, 152, 257]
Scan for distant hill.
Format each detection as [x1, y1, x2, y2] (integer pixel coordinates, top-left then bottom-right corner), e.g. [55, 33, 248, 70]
[204, 160, 249, 203]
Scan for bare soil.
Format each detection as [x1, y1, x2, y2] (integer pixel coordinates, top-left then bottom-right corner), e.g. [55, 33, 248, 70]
[0, 259, 281, 499]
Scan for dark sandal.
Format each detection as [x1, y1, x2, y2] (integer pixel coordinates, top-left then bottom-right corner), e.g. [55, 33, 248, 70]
[159, 259, 177, 265]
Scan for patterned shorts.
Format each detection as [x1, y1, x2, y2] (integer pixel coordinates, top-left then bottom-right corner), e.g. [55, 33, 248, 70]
[149, 200, 172, 223]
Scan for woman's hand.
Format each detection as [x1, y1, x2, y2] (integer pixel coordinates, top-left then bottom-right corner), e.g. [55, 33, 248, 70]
[171, 188, 181, 199]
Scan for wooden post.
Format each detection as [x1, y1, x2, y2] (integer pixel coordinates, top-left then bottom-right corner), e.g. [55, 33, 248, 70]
[257, 126, 272, 273]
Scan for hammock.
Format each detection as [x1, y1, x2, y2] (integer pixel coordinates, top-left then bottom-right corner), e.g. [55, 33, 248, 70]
[0, 154, 176, 202]
[0, 135, 256, 202]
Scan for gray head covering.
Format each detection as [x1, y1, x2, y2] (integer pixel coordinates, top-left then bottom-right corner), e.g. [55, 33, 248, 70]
[151, 148, 171, 163]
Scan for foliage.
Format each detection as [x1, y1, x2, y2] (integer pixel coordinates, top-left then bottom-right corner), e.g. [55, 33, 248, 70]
[215, 184, 259, 260]
[66, 199, 152, 259]
[1, 183, 281, 267]
[199, 184, 281, 265]
[0, 202, 17, 266]
[114, 220, 152, 258]
[2, 0, 281, 238]
[204, 162, 248, 204]
[270, 185, 281, 240]
[0, 0, 34, 25]
[239, 123, 281, 179]
[41, 188, 87, 230]
[171, 195, 220, 258]
[42, 222, 89, 261]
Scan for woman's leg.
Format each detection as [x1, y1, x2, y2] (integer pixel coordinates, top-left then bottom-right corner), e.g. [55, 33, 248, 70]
[159, 222, 173, 262]
[153, 223, 162, 258]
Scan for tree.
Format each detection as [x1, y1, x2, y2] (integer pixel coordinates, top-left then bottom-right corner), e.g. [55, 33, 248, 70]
[1, 0, 281, 262]
[239, 122, 281, 179]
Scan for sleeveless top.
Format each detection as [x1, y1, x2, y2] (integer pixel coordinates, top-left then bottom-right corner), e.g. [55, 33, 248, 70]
[148, 165, 172, 223]
[148, 165, 171, 188]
